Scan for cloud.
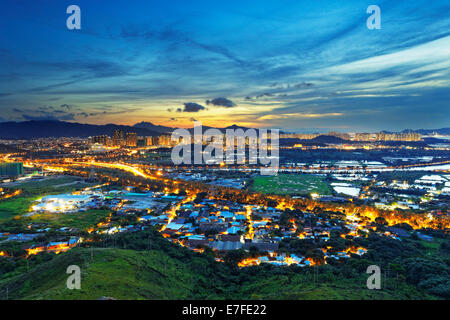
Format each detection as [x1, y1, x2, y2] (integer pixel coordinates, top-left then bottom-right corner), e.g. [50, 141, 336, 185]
[21, 113, 75, 121]
[11, 59, 130, 94]
[206, 97, 236, 108]
[292, 82, 314, 89]
[178, 102, 205, 113]
[21, 112, 75, 121]
[256, 93, 274, 98]
[9, 104, 140, 122]
[257, 112, 343, 121]
[60, 104, 73, 110]
[12, 105, 76, 121]
[120, 26, 248, 67]
[245, 82, 315, 101]
[270, 82, 313, 90]
[80, 107, 142, 118]
[1, 1, 449, 131]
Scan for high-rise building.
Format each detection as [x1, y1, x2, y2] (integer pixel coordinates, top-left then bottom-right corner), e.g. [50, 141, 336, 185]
[137, 136, 147, 147]
[0, 162, 24, 177]
[145, 136, 154, 146]
[112, 129, 125, 147]
[281, 131, 422, 142]
[89, 135, 111, 147]
[158, 134, 172, 146]
[126, 132, 138, 147]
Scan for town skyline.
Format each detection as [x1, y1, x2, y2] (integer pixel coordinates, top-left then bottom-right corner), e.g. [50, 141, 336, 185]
[0, 118, 449, 137]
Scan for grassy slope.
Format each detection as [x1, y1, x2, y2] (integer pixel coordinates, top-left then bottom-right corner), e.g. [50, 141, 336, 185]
[237, 273, 432, 300]
[0, 246, 435, 300]
[0, 248, 198, 300]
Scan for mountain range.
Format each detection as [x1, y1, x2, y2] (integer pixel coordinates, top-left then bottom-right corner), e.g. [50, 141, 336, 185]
[404, 128, 450, 135]
[0, 120, 161, 139]
[0, 120, 252, 139]
[0, 120, 448, 139]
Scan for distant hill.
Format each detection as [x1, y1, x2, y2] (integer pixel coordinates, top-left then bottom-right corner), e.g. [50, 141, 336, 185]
[0, 120, 161, 139]
[133, 121, 174, 134]
[403, 128, 450, 135]
[0, 120, 264, 139]
[422, 137, 450, 144]
[224, 124, 251, 131]
[186, 124, 253, 134]
[3, 120, 446, 140]
[128, 122, 256, 135]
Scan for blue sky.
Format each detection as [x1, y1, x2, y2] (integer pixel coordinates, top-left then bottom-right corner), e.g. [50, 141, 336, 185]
[0, 0, 449, 132]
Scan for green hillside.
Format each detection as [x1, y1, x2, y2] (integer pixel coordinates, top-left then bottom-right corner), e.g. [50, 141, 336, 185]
[1, 227, 446, 300]
[0, 248, 201, 300]
[0, 228, 236, 300]
[0, 247, 435, 300]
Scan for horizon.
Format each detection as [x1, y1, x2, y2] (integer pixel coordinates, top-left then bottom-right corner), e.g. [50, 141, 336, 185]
[0, 118, 448, 134]
[0, 1, 449, 131]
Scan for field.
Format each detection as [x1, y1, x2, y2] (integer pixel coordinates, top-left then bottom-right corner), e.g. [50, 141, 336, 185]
[0, 176, 93, 222]
[29, 209, 111, 230]
[3, 176, 89, 192]
[250, 174, 331, 196]
[0, 196, 40, 221]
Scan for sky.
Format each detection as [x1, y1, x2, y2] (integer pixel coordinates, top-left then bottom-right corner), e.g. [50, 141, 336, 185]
[0, 0, 449, 132]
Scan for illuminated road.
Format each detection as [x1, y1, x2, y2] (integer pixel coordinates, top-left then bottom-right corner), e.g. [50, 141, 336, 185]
[75, 161, 155, 179]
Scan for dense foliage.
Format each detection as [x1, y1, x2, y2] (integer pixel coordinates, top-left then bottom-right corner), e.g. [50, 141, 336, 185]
[0, 226, 448, 300]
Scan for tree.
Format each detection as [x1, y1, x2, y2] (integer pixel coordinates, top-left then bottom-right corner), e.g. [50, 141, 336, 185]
[224, 249, 247, 265]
